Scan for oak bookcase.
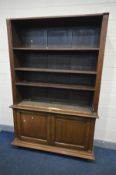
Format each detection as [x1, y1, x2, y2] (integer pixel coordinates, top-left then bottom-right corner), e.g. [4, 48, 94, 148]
[7, 13, 109, 160]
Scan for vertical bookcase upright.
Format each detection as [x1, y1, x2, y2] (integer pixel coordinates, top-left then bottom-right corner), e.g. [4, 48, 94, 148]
[7, 13, 109, 160]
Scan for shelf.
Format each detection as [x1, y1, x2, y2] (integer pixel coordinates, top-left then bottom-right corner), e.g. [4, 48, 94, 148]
[13, 47, 99, 51]
[11, 100, 98, 118]
[10, 13, 106, 21]
[15, 82, 95, 91]
[14, 67, 97, 75]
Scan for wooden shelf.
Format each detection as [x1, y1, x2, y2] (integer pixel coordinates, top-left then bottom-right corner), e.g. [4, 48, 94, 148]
[13, 47, 99, 51]
[10, 13, 107, 21]
[15, 81, 95, 91]
[14, 67, 97, 75]
[11, 100, 98, 118]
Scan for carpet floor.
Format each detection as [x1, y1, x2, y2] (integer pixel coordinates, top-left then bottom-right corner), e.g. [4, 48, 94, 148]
[0, 131, 116, 175]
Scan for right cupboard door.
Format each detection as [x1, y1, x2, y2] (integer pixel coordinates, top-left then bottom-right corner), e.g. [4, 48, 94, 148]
[53, 115, 95, 151]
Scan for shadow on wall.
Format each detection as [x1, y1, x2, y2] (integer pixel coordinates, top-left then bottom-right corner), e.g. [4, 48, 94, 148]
[95, 34, 116, 141]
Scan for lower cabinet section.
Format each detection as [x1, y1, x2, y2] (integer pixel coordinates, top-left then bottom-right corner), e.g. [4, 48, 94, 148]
[13, 109, 96, 160]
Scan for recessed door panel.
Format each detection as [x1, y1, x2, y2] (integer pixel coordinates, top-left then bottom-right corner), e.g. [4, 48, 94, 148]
[54, 115, 91, 150]
[16, 111, 48, 143]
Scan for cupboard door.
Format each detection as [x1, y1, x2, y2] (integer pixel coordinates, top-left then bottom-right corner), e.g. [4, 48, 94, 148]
[54, 115, 94, 151]
[16, 110, 49, 144]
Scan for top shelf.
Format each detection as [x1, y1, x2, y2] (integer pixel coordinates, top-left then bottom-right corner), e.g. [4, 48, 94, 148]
[9, 13, 108, 21]
[13, 47, 99, 51]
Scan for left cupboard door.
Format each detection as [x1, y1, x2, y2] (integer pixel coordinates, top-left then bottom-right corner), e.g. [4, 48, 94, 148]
[14, 110, 49, 144]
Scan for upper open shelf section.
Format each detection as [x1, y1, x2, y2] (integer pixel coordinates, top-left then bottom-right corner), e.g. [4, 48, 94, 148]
[11, 15, 102, 49]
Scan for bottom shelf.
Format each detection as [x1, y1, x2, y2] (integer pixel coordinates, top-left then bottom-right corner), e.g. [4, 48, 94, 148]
[12, 100, 97, 118]
[12, 138, 95, 160]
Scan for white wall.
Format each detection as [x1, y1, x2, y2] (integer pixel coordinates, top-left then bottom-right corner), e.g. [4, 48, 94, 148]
[0, 0, 116, 143]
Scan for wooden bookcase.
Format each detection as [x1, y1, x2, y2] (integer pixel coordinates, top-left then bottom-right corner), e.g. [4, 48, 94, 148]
[7, 13, 109, 160]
